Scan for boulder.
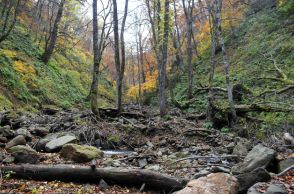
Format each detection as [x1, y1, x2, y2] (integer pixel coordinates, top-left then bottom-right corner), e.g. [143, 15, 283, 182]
[5, 135, 26, 149]
[0, 125, 14, 138]
[15, 128, 32, 141]
[8, 145, 39, 164]
[45, 135, 77, 152]
[236, 168, 271, 193]
[32, 127, 49, 137]
[60, 144, 103, 163]
[279, 157, 294, 172]
[174, 173, 238, 194]
[232, 144, 276, 174]
[247, 183, 287, 194]
[233, 142, 249, 156]
[35, 139, 50, 152]
[0, 136, 7, 143]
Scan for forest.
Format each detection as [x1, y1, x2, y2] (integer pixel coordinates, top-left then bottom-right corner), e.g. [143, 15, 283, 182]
[0, 0, 293, 193]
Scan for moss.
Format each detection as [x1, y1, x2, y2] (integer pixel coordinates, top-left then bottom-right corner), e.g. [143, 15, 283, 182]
[0, 94, 13, 111]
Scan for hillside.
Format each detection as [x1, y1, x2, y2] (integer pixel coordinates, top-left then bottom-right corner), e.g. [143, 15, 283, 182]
[172, 5, 294, 132]
[0, 23, 115, 111]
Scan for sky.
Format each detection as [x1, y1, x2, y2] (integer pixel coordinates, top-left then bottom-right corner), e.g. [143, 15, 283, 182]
[83, 0, 149, 45]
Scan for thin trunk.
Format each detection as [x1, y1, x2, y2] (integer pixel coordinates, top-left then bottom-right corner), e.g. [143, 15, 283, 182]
[90, 0, 100, 116]
[159, 0, 170, 117]
[215, 0, 236, 125]
[138, 31, 145, 83]
[182, 0, 194, 99]
[42, 0, 65, 64]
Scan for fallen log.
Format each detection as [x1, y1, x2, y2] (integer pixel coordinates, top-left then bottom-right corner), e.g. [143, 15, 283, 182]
[99, 108, 145, 119]
[0, 164, 185, 192]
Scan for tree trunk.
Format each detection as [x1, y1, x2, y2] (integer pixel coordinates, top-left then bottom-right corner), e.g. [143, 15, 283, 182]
[1, 164, 185, 192]
[42, 0, 65, 64]
[90, 0, 100, 116]
[159, 0, 170, 117]
[215, 0, 236, 126]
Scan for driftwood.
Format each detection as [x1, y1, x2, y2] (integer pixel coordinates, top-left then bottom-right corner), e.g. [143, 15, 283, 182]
[0, 164, 185, 192]
[234, 104, 294, 114]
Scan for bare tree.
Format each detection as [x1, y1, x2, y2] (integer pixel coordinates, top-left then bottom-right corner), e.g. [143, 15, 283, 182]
[90, 0, 113, 116]
[146, 0, 170, 117]
[112, 0, 129, 113]
[182, 0, 195, 99]
[0, 0, 22, 44]
[42, 0, 66, 64]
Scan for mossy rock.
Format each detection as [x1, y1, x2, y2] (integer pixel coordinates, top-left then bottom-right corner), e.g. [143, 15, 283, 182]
[60, 144, 103, 163]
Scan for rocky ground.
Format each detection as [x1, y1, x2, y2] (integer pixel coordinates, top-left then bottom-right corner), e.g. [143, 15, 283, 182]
[0, 106, 293, 193]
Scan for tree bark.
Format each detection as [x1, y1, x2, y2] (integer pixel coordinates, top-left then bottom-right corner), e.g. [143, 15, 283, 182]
[42, 0, 65, 64]
[90, 0, 100, 116]
[159, 0, 170, 117]
[1, 164, 185, 192]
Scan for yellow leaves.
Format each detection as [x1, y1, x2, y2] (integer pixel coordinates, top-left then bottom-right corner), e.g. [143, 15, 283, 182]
[13, 60, 37, 88]
[1, 49, 18, 58]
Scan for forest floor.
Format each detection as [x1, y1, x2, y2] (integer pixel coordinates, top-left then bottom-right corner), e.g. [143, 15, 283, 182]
[0, 106, 293, 193]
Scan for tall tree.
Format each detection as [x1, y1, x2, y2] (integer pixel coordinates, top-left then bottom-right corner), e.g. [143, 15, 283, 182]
[0, 0, 22, 45]
[146, 0, 170, 117]
[112, 0, 129, 113]
[42, 0, 66, 64]
[90, 0, 112, 115]
[182, 0, 195, 99]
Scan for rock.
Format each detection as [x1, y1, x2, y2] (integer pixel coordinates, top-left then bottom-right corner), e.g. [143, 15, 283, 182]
[98, 179, 109, 191]
[146, 141, 154, 148]
[5, 135, 26, 149]
[60, 144, 103, 163]
[8, 145, 39, 164]
[247, 183, 287, 194]
[138, 158, 148, 168]
[192, 169, 211, 179]
[15, 128, 32, 141]
[102, 159, 121, 167]
[0, 136, 7, 143]
[278, 157, 294, 172]
[146, 165, 161, 171]
[45, 135, 77, 152]
[0, 152, 3, 161]
[236, 168, 271, 193]
[232, 144, 276, 174]
[35, 139, 50, 152]
[32, 127, 49, 137]
[233, 142, 249, 156]
[3, 155, 15, 163]
[174, 173, 238, 194]
[0, 125, 14, 137]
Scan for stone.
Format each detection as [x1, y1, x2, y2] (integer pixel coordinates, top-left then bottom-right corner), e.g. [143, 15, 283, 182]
[146, 165, 161, 171]
[98, 179, 109, 191]
[32, 127, 50, 137]
[236, 168, 271, 193]
[8, 145, 39, 164]
[278, 157, 294, 172]
[60, 144, 103, 163]
[138, 158, 148, 168]
[15, 128, 32, 141]
[0, 125, 14, 137]
[0, 152, 3, 161]
[3, 155, 15, 163]
[232, 144, 276, 174]
[247, 183, 287, 194]
[174, 173, 238, 194]
[35, 139, 50, 152]
[146, 141, 154, 147]
[0, 136, 7, 143]
[233, 142, 249, 156]
[45, 135, 77, 152]
[5, 135, 26, 149]
[192, 169, 211, 179]
[102, 159, 121, 167]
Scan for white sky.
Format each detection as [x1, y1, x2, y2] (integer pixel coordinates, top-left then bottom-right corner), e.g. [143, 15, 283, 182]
[83, 0, 149, 46]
